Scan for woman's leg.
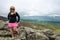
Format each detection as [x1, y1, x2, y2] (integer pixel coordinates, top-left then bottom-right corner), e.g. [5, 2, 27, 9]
[13, 27, 19, 34]
[9, 27, 14, 38]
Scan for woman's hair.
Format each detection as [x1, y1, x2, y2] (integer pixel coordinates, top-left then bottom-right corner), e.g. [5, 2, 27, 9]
[10, 6, 15, 10]
[10, 6, 16, 13]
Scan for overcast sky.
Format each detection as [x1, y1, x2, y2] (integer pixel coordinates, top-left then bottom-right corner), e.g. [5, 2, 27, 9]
[0, 0, 60, 16]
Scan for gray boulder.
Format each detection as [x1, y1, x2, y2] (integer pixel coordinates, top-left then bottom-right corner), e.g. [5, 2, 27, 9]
[55, 33, 60, 40]
[24, 27, 49, 40]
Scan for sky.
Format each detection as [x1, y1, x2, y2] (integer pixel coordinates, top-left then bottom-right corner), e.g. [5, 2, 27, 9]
[0, 0, 60, 16]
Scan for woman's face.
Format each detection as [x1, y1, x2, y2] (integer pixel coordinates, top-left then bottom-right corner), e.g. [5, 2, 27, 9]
[10, 8, 15, 13]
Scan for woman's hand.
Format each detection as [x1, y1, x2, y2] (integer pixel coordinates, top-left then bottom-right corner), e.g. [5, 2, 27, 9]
[15, 22, 19, 24]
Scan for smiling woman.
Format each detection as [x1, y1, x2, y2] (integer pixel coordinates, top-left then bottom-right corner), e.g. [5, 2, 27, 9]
[7, 6, 20, 38]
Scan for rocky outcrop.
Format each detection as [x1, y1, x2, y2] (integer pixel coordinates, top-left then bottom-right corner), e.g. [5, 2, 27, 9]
[0, 20, 60, 40]
[0, 16, 8, 21]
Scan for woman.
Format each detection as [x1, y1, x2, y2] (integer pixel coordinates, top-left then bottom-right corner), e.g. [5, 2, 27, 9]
[8, 6, 20, 38]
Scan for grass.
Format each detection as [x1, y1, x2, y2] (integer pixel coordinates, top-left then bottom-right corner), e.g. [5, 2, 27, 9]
[20, 20, 60, 32]
[55, 30, 60, 32]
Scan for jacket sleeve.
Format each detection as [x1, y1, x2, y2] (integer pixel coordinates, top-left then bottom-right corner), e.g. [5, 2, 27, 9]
[16, 12, 20, 22]
[7, 13, 10, 20]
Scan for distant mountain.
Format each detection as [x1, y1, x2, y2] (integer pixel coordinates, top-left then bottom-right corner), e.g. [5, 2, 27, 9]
[0, 16, 8, 21]
[21, 16, 60, 21]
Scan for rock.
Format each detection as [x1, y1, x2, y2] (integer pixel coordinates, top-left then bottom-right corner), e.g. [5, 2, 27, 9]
[19, 29, 26, 40]
[41, 29, 56, 40]
[24, 27, 49, 40]
[27, 32, 49, 40]
[55, 33, 60, 40]
[0, 20, 60, 40]
[35, 32, 49, 40]
[42, 29, 54, 35]
[0, 20, 6, 28]
[55, 36, 60, 40]
[25, 27, 35, 34]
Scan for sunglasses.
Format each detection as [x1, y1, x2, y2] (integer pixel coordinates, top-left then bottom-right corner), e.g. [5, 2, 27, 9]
[10, 8, 15, 10]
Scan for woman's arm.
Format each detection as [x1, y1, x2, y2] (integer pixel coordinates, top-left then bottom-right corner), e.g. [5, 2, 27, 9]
[7, 13, 10, 20]
[16, 12, 20, 22]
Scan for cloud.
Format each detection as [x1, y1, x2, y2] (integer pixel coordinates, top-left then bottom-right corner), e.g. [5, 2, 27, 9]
[0, 0, 60, 16]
